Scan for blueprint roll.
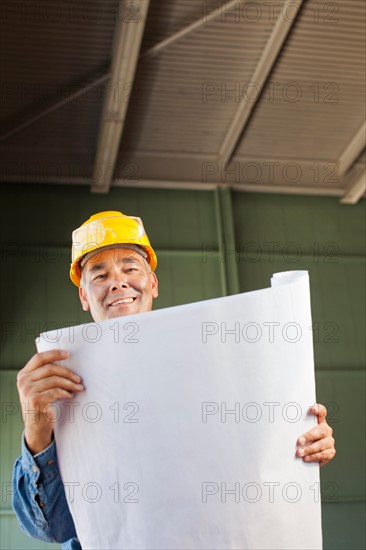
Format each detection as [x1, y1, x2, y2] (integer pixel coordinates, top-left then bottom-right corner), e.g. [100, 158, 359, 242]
[37, 270, 322, 550]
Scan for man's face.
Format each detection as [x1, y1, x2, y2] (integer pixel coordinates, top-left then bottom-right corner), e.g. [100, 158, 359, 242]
[79, 248, 159, 322]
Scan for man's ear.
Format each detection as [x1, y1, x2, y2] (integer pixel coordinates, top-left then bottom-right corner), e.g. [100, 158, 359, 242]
[150, 272, 159, 299]
[79, 285, 90, 311]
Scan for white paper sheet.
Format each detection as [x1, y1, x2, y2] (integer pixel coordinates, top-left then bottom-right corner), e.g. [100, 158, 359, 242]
[37, 270, 322, 550]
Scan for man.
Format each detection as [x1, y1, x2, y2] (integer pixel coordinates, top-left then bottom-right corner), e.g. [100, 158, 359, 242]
[13, 211, 336, 549]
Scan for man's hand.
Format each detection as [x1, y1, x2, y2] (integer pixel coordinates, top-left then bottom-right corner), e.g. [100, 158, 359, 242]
[296, 403, 336, 467]
[16, 350, 84, 455]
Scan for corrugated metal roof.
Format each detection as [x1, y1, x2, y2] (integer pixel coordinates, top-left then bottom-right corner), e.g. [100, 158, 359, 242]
[0, 0, 365, 198]
[236, 0, 365, 163]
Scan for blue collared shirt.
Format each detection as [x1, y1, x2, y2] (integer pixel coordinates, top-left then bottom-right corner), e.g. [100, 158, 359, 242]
[12, 433, 81, 549]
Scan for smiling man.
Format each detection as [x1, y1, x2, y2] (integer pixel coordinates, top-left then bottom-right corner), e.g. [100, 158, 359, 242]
[78, 247, 158, 321]
[71, 211, 159, 321]
[12, 211, 336, 549]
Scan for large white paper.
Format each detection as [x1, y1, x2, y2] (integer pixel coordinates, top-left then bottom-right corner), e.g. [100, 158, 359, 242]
[37, 271, 322, 550]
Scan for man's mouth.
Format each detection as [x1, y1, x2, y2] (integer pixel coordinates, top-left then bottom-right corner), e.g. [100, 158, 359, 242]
[109, 297, 137, 307]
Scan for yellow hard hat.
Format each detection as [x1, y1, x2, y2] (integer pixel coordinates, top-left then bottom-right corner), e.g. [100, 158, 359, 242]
[70, 211, 157, 286]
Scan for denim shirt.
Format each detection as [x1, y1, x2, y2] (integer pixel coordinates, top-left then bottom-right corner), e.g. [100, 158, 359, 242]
[12, 433, 81, 550]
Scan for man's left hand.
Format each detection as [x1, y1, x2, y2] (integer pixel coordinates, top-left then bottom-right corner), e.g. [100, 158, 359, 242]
[296, 403, 336, 467]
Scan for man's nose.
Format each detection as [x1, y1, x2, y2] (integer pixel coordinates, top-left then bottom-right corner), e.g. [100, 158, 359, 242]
[110, 270, 130, 290]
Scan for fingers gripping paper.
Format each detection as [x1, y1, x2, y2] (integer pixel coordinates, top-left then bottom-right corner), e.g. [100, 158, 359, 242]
[37, 271, 322, 549]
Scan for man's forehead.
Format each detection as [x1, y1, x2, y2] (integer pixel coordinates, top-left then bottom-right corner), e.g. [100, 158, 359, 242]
[84, 248, 144, 269]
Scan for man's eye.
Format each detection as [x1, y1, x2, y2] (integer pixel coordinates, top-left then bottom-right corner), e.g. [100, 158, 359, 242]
[94, 274, 106, 280]
[126, 268, 138, 272]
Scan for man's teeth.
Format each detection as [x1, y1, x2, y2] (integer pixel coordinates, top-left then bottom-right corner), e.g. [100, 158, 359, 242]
[110, 298, 134, 306]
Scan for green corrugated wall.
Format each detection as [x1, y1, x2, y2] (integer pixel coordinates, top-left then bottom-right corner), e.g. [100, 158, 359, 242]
[0, 184, 365, 549]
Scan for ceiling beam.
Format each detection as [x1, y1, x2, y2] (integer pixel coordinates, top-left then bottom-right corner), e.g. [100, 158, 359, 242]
[218, 0, 304, 165]
[2, 173, 345, 197]
[0, 0, 236, 144]
[91, 0, 151, 193]
[0, 74, 110, 143]
[340, 166, 366, 204]
[140, 0, 241, 60]
[338, 122, 366, 176]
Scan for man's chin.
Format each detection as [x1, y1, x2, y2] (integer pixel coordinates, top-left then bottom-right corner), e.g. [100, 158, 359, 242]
[92, 301, 151, 322]
[105, 305, 137, 320]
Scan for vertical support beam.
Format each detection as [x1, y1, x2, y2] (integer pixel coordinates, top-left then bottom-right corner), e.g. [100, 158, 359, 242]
[214, 189, 228, 296]
[215, 187, 240, 296]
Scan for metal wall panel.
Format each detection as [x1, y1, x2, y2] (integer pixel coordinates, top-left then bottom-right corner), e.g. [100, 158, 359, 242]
[233, 192, 366, 369]
[322, 502, 366, 550]
[0, 184, 364, 548]
[0, 185, 223, 370]
[233, 191, 365, 550]
[0, 183, 223, 547]
[0, 515, 61, 550]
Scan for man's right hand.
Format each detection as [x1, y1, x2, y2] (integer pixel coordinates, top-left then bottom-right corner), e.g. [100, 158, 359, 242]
[16, 350, 84, 455]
